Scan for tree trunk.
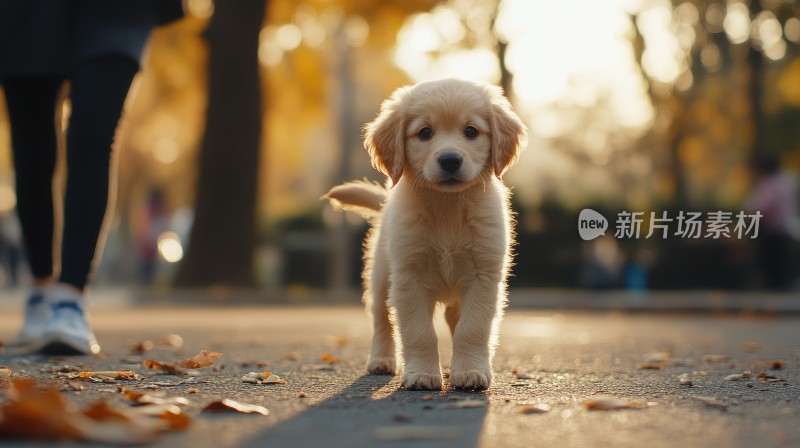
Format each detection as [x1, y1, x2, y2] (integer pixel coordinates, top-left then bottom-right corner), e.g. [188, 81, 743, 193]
[174, 0, 265, 287]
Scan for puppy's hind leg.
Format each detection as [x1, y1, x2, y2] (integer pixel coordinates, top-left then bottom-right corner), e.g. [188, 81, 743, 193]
[365, 253, 396, 375]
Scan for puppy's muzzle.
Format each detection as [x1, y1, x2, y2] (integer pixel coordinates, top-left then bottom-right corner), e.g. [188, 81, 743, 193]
[438, 152, 463, 173]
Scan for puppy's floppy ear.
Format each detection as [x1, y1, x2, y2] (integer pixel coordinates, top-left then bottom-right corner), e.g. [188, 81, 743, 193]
[364, 86, 410, 186]
[485, 85, 528, 178]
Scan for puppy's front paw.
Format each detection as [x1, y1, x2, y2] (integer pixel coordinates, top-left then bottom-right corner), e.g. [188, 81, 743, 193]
[449, 369, 492, 390]
[400, 372, 443, 390]
[367, 356, 396, 375]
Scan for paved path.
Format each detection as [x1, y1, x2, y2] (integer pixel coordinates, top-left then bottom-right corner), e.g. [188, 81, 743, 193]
[1, 305, 798, 447]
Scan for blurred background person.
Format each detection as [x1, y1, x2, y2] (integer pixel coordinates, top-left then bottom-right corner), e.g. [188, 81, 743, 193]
[0, 0, 184, 354]
[747, 153, 798, 291]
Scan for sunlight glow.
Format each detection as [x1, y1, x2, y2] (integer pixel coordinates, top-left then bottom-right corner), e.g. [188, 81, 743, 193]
[157, 231, 184, 263]
[786, 18, 800, 43]
[152, 137, 179, 164]
[723, 2, 751, 44]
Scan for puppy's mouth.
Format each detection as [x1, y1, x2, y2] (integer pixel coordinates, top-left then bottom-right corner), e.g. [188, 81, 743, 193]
[439, 177, 462, 186]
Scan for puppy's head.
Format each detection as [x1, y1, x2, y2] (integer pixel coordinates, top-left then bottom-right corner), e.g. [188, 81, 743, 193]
[364, 79, 528, 191]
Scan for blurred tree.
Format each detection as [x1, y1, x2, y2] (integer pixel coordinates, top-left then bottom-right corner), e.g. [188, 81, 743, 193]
[175, 0, 266, 287]
[634, 0, 800, 208]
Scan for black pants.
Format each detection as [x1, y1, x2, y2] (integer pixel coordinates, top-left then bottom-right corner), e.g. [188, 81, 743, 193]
[1, 55, 138, 291]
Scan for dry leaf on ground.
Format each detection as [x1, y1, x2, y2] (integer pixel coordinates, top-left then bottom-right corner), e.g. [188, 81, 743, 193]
[241, 372, 287, 385]
[678, 374, 693, 386]
[638, 363, 665, 370]
[57, 370, 140, 383]
[519, 403, 551, 414]
[0, 380, 189, 444]
[769, 361, 785, 370]
[118, 388, 190, 407]
[144, 350, 222, 374]
[584, 397, 653, 411]
[202, 399, 269, 416]
[723, 371, 751, 381]
[320, 354, 340, 364]
[756, 372, 786, 383]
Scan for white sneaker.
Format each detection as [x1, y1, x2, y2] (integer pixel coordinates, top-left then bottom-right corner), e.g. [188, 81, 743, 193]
[40, 285, 101, 355]
[16, 287, 49, 345]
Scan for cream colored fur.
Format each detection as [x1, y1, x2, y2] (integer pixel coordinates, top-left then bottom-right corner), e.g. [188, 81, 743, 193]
[324, 78, 527, 390]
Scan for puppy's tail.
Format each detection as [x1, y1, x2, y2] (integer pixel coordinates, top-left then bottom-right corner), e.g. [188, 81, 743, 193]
[322, 179, 386, 221]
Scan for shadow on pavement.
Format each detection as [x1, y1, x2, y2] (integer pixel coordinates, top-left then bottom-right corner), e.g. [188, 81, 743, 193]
[241, 374, 488, 448]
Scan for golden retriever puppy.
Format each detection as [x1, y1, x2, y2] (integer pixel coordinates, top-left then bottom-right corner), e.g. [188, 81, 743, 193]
[324, 78, 527, 390]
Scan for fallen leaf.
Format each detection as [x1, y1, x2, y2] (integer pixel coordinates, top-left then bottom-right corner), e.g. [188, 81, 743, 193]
[756, 372, 786, 383]
[119, 388, 190, 407]
[131, 340, 154, 354]
[241, 372, 287, 385]
[144, 350, 222, 374]
[58, 370, 140, 383]
[519, 403, 551, 414]
[0, 379, 186, 444]
[61, 381, 85, 392]
[320, 354, 340, 364]
[374, 426, 458, 441]
[584, 397, 652, 411]
[441, 399, 486, 409]
[202, 399, 269, 416]
[769, 361, 785, 370]
[54, 365, 81, 373]
[638, 363, 664, 370]
[704, 355, 729, 363]
[176, 350, 222, 369]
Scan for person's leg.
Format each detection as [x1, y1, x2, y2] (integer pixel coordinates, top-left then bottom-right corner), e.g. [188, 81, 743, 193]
[42, 55, 138, 354]
[1, 76, 63, 284]
[2, 76, 64, 344]
[59, 55, 138, 291]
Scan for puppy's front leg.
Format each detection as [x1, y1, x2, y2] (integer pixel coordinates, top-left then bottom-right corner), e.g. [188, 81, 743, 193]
[450, 277, 502, 390]
[392, 281, 442, 390]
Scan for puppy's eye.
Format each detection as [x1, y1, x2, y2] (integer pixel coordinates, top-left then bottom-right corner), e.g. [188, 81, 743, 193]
[464, 126, 478, 139]
[418, 127, 433, 141]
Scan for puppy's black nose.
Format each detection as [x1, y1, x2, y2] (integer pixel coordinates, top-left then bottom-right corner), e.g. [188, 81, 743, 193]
[438, 153, 462, 173]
